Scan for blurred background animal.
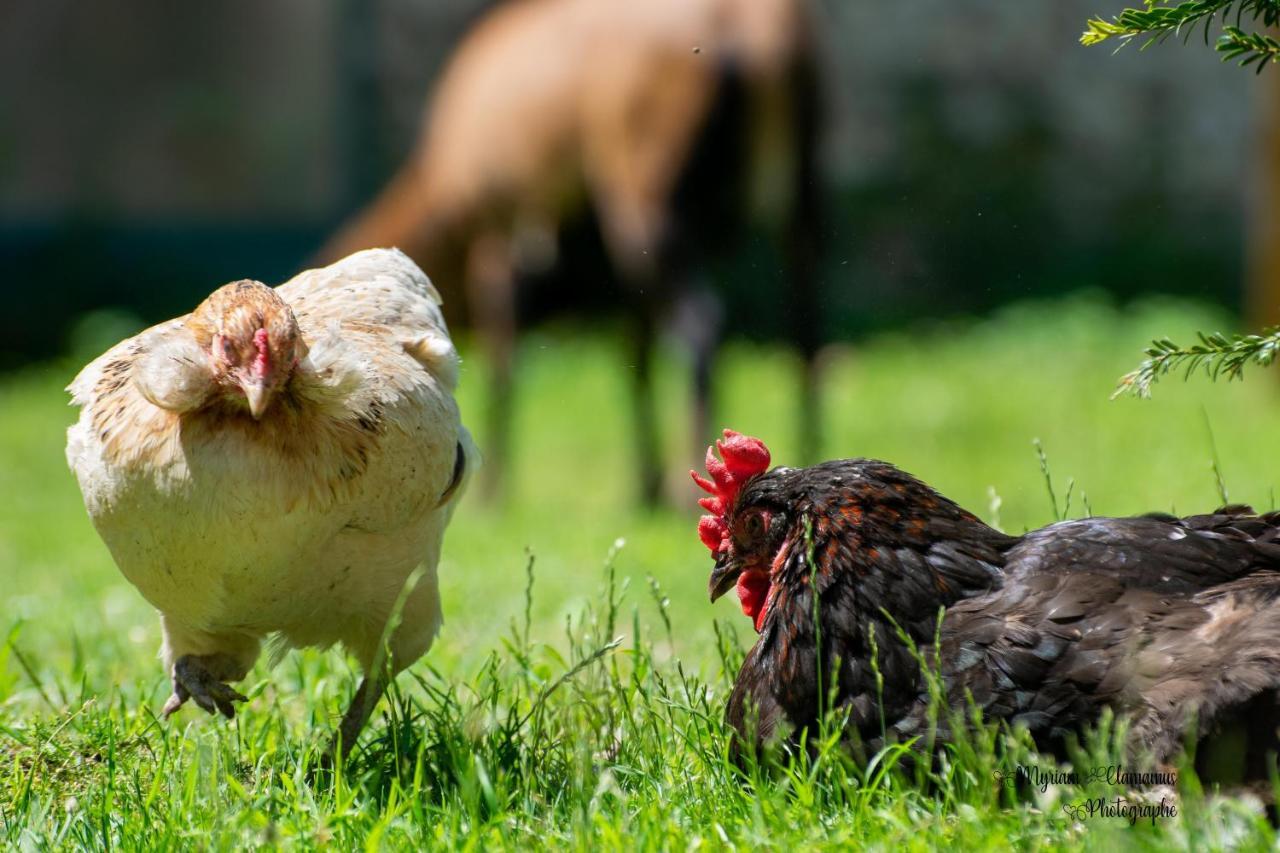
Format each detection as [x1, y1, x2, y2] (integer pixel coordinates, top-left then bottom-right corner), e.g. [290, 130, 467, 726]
[65, 249, 477, 758]
[320, 0, 825, 505]
[696, 432, 1280, 780]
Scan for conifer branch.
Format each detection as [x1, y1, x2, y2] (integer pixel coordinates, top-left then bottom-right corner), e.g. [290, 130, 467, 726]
[1083, 1, 1280, 70]
[1114, 328, 1280, 398]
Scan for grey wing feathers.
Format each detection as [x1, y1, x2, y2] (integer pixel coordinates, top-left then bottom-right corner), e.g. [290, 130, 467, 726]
[899, 511, 1280, 761]
[1131, 572, 1280, 761]
[1008, 512, 1280, 592]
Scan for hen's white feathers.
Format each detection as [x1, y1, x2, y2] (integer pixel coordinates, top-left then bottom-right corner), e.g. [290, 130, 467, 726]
[133, 325, 213, 414]
[66, 248, 474, 682]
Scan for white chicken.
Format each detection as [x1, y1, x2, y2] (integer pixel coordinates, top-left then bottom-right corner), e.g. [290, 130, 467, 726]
[65, 248, 477, 756]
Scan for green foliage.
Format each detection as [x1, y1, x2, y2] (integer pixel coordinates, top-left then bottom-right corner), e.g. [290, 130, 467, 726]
[1114, 327, 1280, 397]
[1219, 24, 1280, 66]
[1083, 1, 1280, 70]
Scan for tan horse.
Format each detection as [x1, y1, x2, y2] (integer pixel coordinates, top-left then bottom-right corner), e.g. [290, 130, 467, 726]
[322, 0, 824, 504]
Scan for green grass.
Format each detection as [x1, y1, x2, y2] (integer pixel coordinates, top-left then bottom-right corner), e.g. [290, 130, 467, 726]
[4, 292, 1280, 848]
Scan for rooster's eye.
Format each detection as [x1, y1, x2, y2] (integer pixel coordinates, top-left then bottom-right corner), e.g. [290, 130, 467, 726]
[743, 510, 770, 540]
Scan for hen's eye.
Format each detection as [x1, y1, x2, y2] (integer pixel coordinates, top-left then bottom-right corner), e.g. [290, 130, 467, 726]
[213, 335, 238, 365]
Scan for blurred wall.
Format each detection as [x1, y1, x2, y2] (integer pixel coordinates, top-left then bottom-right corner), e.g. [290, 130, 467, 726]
[816, 2, 1256, 336]
[1, 2, 336, 217]
[0, 0, 1264, 365]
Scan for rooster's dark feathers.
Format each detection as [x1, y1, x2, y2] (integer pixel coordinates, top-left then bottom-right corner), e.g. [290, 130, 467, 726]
[708, 456, 1280, 772]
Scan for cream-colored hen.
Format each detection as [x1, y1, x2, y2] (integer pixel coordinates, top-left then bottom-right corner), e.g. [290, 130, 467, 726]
[66, 249, 477, 756]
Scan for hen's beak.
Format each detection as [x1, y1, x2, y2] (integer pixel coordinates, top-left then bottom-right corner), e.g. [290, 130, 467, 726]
[708, 553, 743, 602]
[243, 380, 272, 419]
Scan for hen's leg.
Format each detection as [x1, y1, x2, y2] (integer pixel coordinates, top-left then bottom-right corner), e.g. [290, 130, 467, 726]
[327, 570, 444, 761]
[328, 672, 389, 760]
[159, 616, 259, 720]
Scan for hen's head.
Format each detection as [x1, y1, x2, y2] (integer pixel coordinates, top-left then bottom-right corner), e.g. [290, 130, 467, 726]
[189, 280, 304, 419]
[696, 433, 1010, 634]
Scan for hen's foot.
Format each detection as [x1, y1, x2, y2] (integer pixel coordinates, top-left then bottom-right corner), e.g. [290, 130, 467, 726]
[307, 674, 389, 785]
[162, 654, 247, 719]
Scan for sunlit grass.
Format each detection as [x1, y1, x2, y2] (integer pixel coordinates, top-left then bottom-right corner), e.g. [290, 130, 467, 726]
[3, 292, 1279, 847]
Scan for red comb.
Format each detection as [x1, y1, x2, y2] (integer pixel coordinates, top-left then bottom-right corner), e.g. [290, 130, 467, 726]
[691, 429, 771, 554]
[251, 327, 271, 378]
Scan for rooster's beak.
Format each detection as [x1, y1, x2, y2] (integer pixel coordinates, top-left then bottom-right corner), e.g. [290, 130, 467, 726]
[708, 554, 743, 603]
[243, 380, 272, 419]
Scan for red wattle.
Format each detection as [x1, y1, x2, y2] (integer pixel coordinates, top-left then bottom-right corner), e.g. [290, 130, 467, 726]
[736, 569, 771, 630]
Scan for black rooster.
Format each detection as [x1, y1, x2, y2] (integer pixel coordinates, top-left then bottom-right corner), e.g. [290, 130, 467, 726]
[693, 431, 1280, 772]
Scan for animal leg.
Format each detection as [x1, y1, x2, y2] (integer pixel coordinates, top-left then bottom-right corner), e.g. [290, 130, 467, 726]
[466, 232, 517, 502]
[785, 56, 823, 464]
[158, 616, 259, 720]
[328, 671, 390, 761]
[670, 282, 724, 496]
[163, 654, 249, 719]
[629, 308, 663, 506]
[586, 57, 720, 506]
[788, 222, 821, 466]
[594, 203, 676, 507]
[326, 568, 444, 761]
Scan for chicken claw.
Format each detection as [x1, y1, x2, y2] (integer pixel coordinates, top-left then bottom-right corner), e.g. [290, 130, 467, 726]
[162, 654, 248, 720]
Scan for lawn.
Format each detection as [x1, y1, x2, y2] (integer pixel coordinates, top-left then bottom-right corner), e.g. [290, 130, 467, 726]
[3, 292, 1279, 849]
